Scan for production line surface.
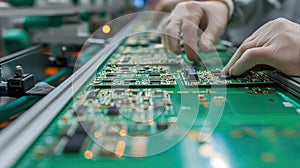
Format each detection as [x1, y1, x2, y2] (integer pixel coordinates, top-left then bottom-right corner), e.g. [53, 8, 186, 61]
[14, 17, 300, 168]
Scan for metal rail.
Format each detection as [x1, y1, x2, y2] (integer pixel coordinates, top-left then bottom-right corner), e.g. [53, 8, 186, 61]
[0, 16, 135, 168]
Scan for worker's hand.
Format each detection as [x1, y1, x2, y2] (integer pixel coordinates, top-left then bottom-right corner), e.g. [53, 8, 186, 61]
[222, 18, 300, 76]
[162, 1, 229, 61]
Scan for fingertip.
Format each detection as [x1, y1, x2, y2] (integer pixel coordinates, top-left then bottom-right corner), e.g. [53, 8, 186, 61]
[185, 51, 198, 62]
[221, 68, 228, 75]
[229, 67, 243, 77]
[184, 45, 199, 61]
[228, 68, 234, 76]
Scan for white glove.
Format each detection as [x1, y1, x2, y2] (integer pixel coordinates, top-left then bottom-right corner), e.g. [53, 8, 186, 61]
[222, 18, 300, 76]
[154, 0, 189, 12]
[161, 1, 229, 61]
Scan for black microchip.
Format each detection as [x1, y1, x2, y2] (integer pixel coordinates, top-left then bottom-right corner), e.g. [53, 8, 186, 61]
[137, 68, 146, 72]
[120, 66, 129, 71]
[75, 122, 94, 135]
[141, 91, 145, 96]
[74, 105, 88, 116]
[124, 79, 137, 83]
[150, 80, 161, 84]
[156, 122, 168, 130]
[220, 74, 233, 80]
[102, 78, 114, 83]
[148, 36, 161, 44]
[149, 73, 160, 76]
[154, 90, 163, 95]
[122, 57, 131, 63]
[184, 68, 196, 78]
[132, 90, 139, 95]
[114, 88, 125, 93]
[63, 134, 86, 152]
[86, 91, 98, 99]
[188, 73, 199, 81]
[106, 73, 116, 77]
[144, 66, 150, 70]
[107, 105, 119, 116]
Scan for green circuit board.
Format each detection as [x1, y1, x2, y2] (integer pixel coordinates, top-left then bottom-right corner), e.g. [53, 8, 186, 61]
[14, 17, 300, 168]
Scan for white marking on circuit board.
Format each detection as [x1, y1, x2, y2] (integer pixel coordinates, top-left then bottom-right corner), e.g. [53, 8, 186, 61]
[282, 102, 294, 107]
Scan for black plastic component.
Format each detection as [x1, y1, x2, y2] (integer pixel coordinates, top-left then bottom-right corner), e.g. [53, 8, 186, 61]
[75, 122, 94, 134]
[150, 80, 161, 84]
[102, 78, 114, 83]
[188, 73, 199, 81]
[220, 74, 233, 80]
[122, 57, 130, 63]
[107, 105, 119, 116]
[184, 68, 195, 77]
[156, 122, 168, 130]
[74, 105, 88, 116]
[149, 73, 160, 76]
[120, 66, 129, 71]
[7, 74, 34, 97]
[114, 88, 125, 93]
[153, 90, 163, 95]
[106, 73, 116, 77]
[86, 91, 98, 99]
[63, 134, 86, 152]
[149, 36, 161, 44]
[185, 68, 199, 81]
[124, 79, 137, 83]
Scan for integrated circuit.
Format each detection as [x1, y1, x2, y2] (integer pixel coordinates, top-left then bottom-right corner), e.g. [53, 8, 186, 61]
[109, 47, 180, 66]
[73, 105, 88, 116]
[181, 69, 273, 87]
[63, 122, 93, 153]
[93, 66, 176, 87]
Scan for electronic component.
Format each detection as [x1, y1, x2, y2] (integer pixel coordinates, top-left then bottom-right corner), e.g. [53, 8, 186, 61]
[86, 91, 98, 100]
[74, 122, 94, 134]
[73, 105, 88, 116]
[107, 104, 119, 116]
[93, 66, 176, 87]
[7, 66, 34, 97]
[156, 122, 168, 130]
[109, 47, 180, 66]
[181, 69, 273, 87]
[63, 134, 86, 152]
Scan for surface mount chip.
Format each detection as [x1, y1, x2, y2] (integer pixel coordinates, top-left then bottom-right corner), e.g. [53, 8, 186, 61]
[181, 69, 273, 87]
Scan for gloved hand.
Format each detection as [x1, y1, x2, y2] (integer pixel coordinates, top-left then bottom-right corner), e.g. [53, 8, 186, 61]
[154, 0, 190, 12]
[222, 18, 300, 76]
[161, 1, 229, 61]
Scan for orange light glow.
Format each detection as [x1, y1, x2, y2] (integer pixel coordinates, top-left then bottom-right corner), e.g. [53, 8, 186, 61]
[148, 120, 155, 126]
[44, 67, 59, 76]
[119, 128, 127, 137]
[102, 25, 111, 34]
[115, 140, 125, 158]
[84, 150, 93, 159]
[94, 131, 102, 138]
